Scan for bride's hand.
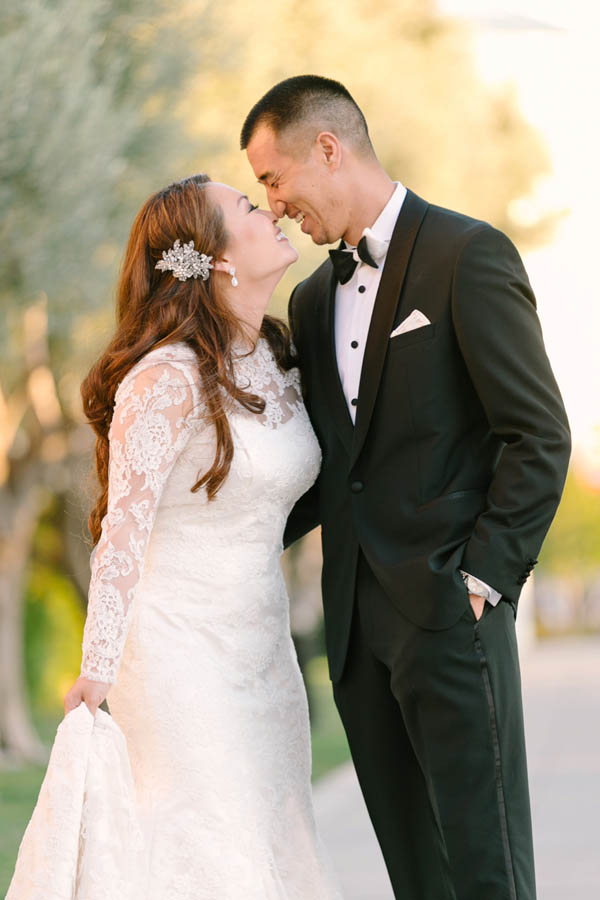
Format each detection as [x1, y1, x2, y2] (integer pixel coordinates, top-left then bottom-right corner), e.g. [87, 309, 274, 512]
[63, 676, 111, 718]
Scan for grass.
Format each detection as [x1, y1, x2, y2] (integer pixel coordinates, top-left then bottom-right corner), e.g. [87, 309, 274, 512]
[306, 655, 352, 782]
[0, 710, 63, 895]
[0, 657, 350, 893]
[0, 767, 50, 888]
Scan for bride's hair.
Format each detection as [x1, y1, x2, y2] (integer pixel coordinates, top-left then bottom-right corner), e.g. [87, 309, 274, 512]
[81, 173, 295, 546]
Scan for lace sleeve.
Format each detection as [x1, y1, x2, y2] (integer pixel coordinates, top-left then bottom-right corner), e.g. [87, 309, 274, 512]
[80, 350, 202, 685]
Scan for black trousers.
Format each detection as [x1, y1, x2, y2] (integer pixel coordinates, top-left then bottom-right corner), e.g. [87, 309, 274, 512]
[332, 550, 537, 900]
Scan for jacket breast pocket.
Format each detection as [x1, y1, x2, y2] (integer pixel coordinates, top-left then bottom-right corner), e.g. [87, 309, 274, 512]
[388, 322, 436, 352]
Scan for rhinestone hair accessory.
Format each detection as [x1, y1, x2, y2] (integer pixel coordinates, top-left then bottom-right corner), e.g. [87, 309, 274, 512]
[155, 239, 213, 282]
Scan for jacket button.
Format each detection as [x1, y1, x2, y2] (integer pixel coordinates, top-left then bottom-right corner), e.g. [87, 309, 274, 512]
[351, 481, 364, 493]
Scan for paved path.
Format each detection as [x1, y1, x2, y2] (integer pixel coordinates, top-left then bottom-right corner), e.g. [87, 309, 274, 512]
[313, 635, 600, 899]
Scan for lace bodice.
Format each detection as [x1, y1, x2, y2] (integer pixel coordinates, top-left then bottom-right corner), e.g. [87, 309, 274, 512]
[12, 337, 340, 899]
[80, 338, 315, 685]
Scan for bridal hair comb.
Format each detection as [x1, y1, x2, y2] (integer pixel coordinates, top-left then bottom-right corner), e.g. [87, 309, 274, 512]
[155, 239, 213, 282]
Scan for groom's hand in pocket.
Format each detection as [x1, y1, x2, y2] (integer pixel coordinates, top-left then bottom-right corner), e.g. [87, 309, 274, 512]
[63, 676, 111, 718]
[469, 593, 486, 622]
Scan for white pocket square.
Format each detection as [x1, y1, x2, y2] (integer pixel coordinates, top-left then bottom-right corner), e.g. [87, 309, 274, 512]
[390, 309, 431, 338]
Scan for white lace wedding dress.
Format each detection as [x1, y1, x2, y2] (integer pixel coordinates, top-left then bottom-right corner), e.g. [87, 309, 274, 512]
[7, 337, 342, 900]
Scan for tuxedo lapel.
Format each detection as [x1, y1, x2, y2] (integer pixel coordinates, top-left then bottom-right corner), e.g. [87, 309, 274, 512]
[316, 262, 354, 453]
[351, 190, 429, 467]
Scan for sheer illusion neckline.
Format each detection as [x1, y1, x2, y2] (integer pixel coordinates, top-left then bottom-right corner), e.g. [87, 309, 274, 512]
[230, 337, 304, 431]
[231, 333, 267, 358]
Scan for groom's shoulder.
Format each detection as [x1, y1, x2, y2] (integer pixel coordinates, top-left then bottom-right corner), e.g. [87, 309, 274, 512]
[421, 200, 525, 276]
[294, 257, 332, 297]
[407, 194, 518, 272]
[422, 199, 493, 243]
[290, 256, 332, 314]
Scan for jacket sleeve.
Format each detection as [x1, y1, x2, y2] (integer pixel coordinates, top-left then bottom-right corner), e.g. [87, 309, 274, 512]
[283, 284, 321, 548]
[452, 225, 571, 603]
[283, 481, 320, 549]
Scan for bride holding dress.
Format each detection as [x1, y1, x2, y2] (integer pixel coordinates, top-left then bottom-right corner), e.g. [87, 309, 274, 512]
[7, 174, 342, 900]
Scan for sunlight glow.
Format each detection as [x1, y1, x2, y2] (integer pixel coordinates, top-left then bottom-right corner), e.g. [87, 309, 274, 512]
[440, 0, 600, 476]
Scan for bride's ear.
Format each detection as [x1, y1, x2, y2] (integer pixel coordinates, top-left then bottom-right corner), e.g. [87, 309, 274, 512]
[211, 259, 232, 275]
[211, 258, 239, 287]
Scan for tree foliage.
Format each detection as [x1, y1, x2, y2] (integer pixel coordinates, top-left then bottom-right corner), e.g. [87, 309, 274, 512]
[0, 0, 209, 764]
[0, 0, 209, 383]
[538, 467, 600, 575]
[0, 0, 562, 763]
[184, 0, 553, 261]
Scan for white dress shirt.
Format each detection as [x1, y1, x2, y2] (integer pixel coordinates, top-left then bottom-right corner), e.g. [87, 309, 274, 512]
[332, 181, 501, 608]
[334, 181, 407, 423]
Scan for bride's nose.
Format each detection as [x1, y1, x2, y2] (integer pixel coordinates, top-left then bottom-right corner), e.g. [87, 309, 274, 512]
[259, 208, 279, 224]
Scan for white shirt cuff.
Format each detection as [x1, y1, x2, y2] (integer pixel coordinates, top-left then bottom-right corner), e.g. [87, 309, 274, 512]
[460, 571, 502, 606]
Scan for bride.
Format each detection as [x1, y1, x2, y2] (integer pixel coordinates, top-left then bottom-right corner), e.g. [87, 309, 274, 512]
[7, 174, 342, 899]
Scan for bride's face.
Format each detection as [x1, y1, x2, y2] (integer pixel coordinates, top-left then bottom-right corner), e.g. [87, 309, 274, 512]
[207, 183, 298, 287]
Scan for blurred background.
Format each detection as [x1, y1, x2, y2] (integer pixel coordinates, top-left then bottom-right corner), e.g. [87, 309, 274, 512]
[1, 0, 599, 896]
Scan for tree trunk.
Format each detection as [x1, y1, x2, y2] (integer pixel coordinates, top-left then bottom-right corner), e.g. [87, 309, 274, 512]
[0, 481, 49, 767]
[60, 484, 93, 610]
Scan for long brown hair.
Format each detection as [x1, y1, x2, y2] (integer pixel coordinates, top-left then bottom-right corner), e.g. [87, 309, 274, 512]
[82, 174, 295, 545]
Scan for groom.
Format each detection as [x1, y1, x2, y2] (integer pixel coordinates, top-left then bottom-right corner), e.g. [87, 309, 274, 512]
[242, 76, 570, 899]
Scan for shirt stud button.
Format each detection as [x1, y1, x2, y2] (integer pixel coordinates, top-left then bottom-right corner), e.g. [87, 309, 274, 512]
[351, 340, 359, 349]
[358, 285, 366, 294]
[351, 398, 358, 406]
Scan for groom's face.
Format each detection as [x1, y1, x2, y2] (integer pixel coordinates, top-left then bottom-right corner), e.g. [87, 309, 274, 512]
[246, 124, 346, 246]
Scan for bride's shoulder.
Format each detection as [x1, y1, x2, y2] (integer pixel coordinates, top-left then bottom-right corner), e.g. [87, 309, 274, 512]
[134, 341, 197, 369]
[115, 342, 201, 405]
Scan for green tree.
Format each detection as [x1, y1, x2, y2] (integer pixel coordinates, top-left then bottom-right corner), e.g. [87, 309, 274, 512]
[0, 0, 209, 765]
[183, 0, 556, 316]
[538, 467, 600, 575]
[0, 0, 559, 765]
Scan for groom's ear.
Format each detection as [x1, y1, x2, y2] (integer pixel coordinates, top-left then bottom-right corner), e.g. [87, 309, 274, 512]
[316, 132, 342, 171]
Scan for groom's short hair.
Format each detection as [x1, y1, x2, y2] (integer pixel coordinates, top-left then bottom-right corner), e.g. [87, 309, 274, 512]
[240, 75, 374, 158]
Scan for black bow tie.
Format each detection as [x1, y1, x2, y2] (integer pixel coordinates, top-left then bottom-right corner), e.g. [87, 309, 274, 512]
[329, 237, 379, 285]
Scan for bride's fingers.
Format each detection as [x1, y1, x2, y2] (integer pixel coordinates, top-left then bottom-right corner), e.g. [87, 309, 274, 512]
[63, 690, 83, 717]
[83, 699, 98, 716]
[84, 691, 103, 716]
[63, 677, 109, 718]
[82, 682, 109, 717]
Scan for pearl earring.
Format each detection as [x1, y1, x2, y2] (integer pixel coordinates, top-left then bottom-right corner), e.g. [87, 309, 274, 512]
[229, 266, 238, 288]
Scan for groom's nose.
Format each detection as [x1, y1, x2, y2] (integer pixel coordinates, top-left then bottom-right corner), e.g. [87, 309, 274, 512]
[266, 193, 286, 219]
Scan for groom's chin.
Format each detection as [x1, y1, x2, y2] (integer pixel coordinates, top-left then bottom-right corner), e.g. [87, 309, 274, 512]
[313, 224, 342, 247]
[309, 229, 331, 246]
[300, 217, 327, 246]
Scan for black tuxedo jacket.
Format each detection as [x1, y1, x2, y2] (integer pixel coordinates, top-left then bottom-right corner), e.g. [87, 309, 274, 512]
[284, 189, 571, 682]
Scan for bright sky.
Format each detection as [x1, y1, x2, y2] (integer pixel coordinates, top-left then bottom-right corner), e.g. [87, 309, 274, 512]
[438, 0, 600, 479]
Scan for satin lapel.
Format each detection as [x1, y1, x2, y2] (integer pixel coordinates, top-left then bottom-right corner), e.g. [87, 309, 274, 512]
[351, 190, 429, 467]
[316, 261, 354, 453]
